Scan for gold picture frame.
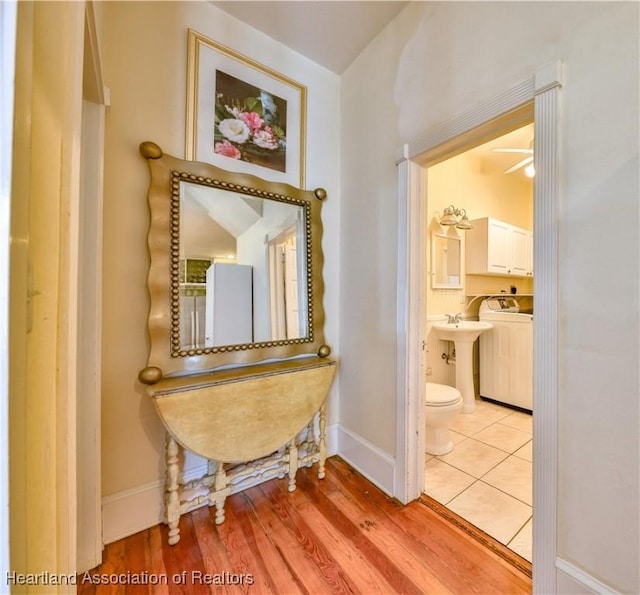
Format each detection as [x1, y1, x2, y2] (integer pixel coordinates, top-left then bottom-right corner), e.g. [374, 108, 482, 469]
[186, 29, 307, 188]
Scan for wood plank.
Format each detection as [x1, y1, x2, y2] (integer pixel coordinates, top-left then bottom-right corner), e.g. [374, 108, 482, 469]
[211, 493, 284, 594]
[270, 471, 402, 593]
[223, 491, 302, 594]
[159, 512, 211, 595]
[89, 537, 127, 595]
[294, 470, 450, 594]
[420, 494, 532, 577]
[145, 525, 170, 595]
[324, 457, 530, 593]
[79, 457, 532, 595]
[189, 506, 244, 595]
[401, 503, 531, 594]
[249, 479, 358, 593]
[124, 530, 150, 595]
[234, 490, 309, 595]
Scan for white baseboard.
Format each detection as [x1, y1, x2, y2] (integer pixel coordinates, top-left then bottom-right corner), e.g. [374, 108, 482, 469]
[335, 424, 395, 495]
[326, 421, 338, 456]
[102, 478, 166, 545]
[556, 558, 618, 595]
[102, 423, 342, 544]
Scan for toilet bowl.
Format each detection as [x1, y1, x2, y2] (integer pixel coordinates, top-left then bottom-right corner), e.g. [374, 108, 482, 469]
[425, 382, 463, 455]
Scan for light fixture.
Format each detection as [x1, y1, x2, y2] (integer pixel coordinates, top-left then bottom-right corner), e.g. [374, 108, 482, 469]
[524, 163, 535, 178]
[440, 205, 473, 230]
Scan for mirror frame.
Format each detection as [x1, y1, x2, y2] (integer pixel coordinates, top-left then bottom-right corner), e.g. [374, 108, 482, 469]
[138, 141, 330, 383]
[431, 230, 463, 289]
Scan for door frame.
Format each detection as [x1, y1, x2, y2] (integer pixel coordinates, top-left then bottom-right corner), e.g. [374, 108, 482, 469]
[0, 0, 17, 580]
[77, 1, 108, 572]
[395, 62, 563, 593]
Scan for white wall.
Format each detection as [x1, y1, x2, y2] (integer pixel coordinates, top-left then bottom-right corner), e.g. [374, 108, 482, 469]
[340, 2, 638, 592]
[101, 1, 340, 541]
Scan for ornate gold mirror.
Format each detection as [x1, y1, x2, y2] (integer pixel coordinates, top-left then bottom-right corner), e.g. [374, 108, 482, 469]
[138, 141, 330, 383]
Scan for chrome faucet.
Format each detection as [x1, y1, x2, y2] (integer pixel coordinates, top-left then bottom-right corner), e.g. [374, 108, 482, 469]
[446, 313, 463, 324]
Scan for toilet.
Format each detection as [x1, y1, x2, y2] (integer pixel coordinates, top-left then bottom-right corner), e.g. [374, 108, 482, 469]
[425, 382, 463, 455]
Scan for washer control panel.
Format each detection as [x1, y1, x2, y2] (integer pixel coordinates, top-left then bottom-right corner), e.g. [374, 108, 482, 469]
[479, 297, 520, 314]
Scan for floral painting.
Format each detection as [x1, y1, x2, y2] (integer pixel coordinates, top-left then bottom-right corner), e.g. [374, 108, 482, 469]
[214, 70, 287, 173]
[186, 29, 306, 187]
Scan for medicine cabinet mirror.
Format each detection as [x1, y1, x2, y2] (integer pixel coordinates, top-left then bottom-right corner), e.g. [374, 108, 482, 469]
[431, 231, 463, 289]
[138, 141, 330, 382]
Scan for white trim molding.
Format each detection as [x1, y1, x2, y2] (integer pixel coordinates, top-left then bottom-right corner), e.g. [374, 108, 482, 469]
[336, 424, 396, 495]
[394, 157, 427, 504]
[556, 558, 618, 595]
[396, 61, 563, 594]
[531, 61, 562, 595]
[102, 479, 167, 545]
[396, 77, 535, 166]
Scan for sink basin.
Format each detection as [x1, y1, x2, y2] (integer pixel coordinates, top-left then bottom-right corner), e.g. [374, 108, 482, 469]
[433, 320, 493, 342]
[432, 320, 493, 413]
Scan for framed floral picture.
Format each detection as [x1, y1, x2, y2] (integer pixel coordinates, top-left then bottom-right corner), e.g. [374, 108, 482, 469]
[185, 29, 307, 188]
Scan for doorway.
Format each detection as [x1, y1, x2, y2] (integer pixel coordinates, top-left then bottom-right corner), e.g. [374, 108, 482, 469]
[396, 65, 562, 592]
[268, 226, 301, 339]
[421, 123, 534, 562]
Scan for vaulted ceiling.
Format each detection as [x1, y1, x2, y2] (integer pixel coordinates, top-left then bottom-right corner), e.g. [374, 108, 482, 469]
[212, 1, 410, 74]
[213, 2, 533, 158]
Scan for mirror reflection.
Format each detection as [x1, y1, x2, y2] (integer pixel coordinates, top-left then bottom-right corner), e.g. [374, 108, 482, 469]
[178, 181, 308, 350]
[432, 231, 463, 288]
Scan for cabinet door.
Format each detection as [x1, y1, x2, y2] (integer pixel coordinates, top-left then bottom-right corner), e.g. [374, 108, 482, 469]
[510, 226, 530, 276]
[526, 231, 533, 276]
[467, 218, 533, 278]
[486, 219, 511, 275]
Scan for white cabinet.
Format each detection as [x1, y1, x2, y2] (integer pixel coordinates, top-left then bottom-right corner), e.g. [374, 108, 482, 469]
[466, 217, 533, 278]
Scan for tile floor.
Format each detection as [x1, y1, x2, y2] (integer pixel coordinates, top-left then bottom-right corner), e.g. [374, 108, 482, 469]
[423, 398, 533, 561]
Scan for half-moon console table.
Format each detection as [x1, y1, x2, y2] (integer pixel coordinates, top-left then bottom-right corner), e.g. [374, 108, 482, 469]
[145, 357, 337, 545]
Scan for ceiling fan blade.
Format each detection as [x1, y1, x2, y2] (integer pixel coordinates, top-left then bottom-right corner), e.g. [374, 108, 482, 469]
[504, 156, 534, 174]
[493, 148, 534, 154]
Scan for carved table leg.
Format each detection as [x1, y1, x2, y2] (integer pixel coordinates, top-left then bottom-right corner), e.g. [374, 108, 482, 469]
[165, 434, 181, 545]
[318, 402, 327, 479]
[213, 462, 229, 525]
[288, 441, 298, 492]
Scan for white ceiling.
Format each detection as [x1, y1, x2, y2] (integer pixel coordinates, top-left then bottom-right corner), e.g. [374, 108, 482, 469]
[212, 1, 410, 74]
[212, 2, 533, 159]
[469, 124, 535, 175]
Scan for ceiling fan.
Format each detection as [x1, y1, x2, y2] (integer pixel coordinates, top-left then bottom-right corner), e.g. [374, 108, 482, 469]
[492, 139, 535, 176]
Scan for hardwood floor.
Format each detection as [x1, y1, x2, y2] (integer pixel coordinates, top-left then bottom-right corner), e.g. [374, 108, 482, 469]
[79, 457, 532, 594]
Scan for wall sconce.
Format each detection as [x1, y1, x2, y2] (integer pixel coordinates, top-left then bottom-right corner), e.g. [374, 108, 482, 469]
[440, 205, 472, 230]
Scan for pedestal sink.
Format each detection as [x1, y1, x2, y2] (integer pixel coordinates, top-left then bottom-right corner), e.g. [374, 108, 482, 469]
[433, 320, 493, 413]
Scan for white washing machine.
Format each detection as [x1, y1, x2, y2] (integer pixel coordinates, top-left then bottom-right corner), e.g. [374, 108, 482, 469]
[479, 297, 533, 411]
